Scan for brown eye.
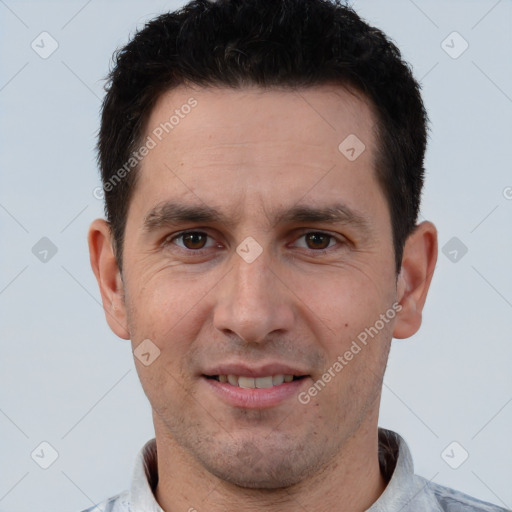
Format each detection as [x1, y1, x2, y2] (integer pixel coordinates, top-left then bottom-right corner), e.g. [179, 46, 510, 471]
[304, 232, 332, 250]
[181, 232, 208, 250]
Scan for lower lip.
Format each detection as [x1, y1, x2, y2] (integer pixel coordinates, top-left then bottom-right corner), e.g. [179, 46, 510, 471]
[202, 377, 309, 409]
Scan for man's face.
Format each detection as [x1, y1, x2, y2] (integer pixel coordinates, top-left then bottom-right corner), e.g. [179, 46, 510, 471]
[119, 85, 399, 487]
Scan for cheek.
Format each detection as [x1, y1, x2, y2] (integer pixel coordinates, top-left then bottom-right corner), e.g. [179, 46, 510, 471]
[311, 315, 393, 424]
[126, 266, 211, 334]
[125, 269, 218, 397]
[295, 264, 393, 329]
[308, 269, 396, 377]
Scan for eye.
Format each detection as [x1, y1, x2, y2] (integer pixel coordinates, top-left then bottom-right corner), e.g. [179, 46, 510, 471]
[293, 232, 340, 251]
[167, 231, 218, 251]
[164, 230, 345, 255]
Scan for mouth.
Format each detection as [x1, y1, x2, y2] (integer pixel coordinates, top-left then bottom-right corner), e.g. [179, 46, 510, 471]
[201, 368, 310, 409]
[204, 374, 307, 389]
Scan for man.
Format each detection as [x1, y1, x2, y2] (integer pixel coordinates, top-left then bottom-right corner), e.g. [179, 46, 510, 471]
[85, 0, 507, 510]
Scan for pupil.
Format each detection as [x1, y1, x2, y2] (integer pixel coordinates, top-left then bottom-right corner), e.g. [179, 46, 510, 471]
[184, 233, 205, 249]
[307, 233, 329, 249]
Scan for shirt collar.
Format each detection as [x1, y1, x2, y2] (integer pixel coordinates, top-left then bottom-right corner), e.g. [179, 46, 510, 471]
[129, 438, 164, 512]
[368, 428, 416, 511]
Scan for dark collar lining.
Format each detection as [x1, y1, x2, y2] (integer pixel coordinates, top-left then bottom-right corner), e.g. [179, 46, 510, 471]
[377, 428, 400, 483]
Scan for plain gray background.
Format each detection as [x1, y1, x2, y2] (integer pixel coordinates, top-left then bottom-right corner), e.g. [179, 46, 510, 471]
[1, 0, 511, 510]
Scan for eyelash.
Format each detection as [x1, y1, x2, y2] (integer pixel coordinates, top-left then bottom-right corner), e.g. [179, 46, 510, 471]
[163, 230, 346, 255]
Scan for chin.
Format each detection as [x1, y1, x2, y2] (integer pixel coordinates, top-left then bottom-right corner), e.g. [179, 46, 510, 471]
[209, 463, 307, 490]
[196, 441, 320, 490]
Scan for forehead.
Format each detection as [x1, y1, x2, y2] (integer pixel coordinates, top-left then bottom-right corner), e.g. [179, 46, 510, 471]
[145, 83, 377, 154]
[130, 84, 384, 227]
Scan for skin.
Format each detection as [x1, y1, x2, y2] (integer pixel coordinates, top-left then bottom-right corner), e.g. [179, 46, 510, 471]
[89, 84, 437, 511]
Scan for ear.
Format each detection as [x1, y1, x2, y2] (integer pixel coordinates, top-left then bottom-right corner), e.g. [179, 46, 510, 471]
[88, 218, 130, 339]
[393, 221, 438, 339]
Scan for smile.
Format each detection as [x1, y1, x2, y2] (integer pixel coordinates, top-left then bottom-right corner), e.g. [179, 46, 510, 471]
[202, 372, 309, 409]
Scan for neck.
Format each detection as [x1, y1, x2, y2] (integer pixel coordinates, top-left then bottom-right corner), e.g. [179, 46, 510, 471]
[154, 414, 387, 512]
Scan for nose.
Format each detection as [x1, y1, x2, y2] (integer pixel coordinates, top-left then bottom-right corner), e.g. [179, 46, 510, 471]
[213, 247, 295, 345]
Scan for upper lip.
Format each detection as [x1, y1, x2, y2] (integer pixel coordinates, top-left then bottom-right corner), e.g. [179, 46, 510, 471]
[203, 363, 309, 378]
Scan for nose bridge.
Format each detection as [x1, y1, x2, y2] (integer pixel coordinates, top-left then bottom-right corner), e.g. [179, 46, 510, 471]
[234, 247, 271, 305]
[213, 242, 293, 343]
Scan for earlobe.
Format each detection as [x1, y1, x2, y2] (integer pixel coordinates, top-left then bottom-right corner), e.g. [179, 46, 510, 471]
[88, 219, 130, 340]
[393, 221, 438, 339]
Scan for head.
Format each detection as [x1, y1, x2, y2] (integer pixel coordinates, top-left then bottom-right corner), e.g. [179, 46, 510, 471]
[89, 0, 437, 493]
[97, 0, 428, 275]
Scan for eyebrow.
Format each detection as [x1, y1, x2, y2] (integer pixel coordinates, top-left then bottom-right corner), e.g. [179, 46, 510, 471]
[274, 204, 370, 231]
[143, 202, 234, 232]
[142, 201, 373, 236]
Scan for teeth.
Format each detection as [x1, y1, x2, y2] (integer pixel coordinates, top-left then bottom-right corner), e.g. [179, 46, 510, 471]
[217, 374, 297, 388]
[238, 376, 255, 389]
[272, 374, 284, 385]
[255, 376, 273, 388]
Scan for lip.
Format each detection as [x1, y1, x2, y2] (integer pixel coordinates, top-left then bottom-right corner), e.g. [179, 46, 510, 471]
[202, 375, 309, 409]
